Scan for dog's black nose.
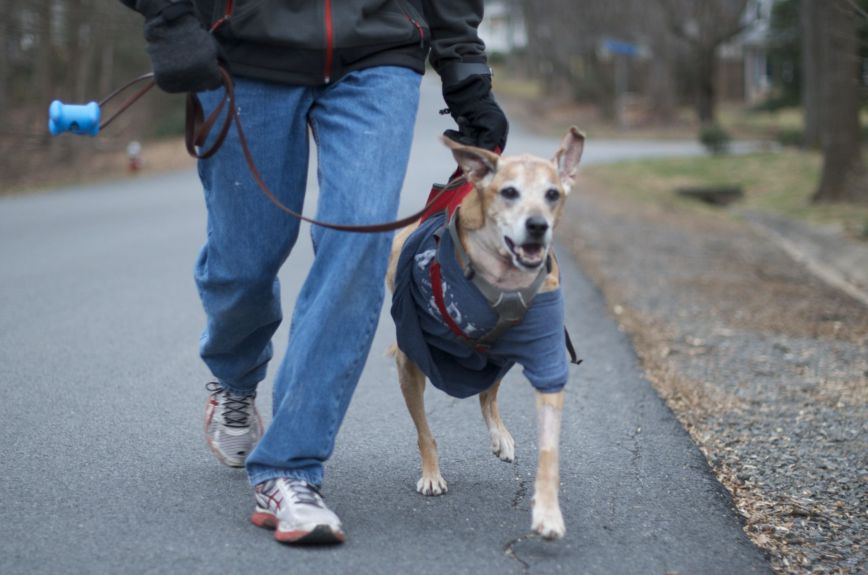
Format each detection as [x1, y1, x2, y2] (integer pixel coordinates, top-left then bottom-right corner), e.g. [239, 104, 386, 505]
[525, 217, 549, 239]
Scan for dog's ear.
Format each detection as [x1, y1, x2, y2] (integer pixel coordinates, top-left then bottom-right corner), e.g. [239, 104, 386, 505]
[442, 136, 499, 189]
[459, 189, 485, 230]
[553, 127, 585, 194]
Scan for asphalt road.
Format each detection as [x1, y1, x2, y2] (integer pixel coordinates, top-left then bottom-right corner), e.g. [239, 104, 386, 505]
[0, 76, 772, 574]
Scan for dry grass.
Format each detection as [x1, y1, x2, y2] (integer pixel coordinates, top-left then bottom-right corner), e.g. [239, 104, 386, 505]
[584, 152, 868, 239]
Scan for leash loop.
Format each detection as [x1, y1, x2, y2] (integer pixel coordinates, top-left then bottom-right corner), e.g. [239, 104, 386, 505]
[98, 73, 158, 132]
[184, 66, 449, 233]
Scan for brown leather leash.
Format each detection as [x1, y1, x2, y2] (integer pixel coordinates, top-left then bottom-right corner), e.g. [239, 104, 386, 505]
[97, 70, 583, 364]
[98, 73, 158, 132]
[100, 67, 448, 233]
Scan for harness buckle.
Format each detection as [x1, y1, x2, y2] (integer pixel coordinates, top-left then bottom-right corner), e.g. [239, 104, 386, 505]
[491, 291, 528, 324]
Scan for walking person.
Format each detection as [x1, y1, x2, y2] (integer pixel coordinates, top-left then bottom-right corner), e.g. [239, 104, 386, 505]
[119, 0, 507, 544]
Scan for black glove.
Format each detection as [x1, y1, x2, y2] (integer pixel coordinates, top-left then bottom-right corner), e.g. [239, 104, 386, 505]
[142, 1, 222, 93]
[443, 74, 509, 152]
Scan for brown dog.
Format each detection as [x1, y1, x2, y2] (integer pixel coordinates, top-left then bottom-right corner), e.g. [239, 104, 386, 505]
[386, 128, 584, 539]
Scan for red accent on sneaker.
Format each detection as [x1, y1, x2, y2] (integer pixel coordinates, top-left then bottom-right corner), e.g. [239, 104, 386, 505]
[250, 511, 277, 529]
[263, 492, 283, 511]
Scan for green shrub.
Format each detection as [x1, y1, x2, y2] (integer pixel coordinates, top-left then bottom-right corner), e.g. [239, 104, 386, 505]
[776, 127, 804, 147]
[699, 124, 731, 155]
[751, 95, 800, 113]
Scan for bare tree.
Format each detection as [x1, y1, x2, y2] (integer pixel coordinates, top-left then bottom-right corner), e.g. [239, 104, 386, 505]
[637, 3, 680, 123]
[519, 0, 673, 119]
[0, 0, 10, 117]
[800, 0, 822, 148]
[34, 0, 55, 108]
[812, 0, 867, 203]
[657, 0, 751, 124]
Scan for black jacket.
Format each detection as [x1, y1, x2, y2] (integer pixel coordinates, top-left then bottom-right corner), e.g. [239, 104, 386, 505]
[123, 0, 489, 87]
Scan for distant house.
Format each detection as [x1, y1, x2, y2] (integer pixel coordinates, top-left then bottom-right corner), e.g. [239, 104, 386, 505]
[720, 0, 775, 104]
[478, 1, 527, 56]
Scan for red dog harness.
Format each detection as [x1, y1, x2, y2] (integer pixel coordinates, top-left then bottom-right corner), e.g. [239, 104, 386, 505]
[420, 170, 581, 364]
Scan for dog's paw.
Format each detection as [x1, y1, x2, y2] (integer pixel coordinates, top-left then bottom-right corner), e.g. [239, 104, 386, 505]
[531, 505, 565, 540]
[416, 474, 448, 496]
[489, 429, 515, 462]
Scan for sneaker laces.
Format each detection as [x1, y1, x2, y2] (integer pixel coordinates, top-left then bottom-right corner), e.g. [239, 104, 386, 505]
[206, 382, 256, 429]
[286, 480, 325, 507]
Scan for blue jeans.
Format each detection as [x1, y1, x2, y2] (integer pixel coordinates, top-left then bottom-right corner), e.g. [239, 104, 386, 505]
[194, 67, 422, 486]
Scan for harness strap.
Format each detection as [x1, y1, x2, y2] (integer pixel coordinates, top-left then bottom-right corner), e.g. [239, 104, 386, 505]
[429, 211, 548, 351]
[430, 260, 488, 353]
[446, 207, 549, 317]
[564, 327, 582, 365]
[428, 209, 583, 365]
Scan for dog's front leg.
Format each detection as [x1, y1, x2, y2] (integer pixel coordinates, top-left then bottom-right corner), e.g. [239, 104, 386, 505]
[396, 349, 447, 496]
[479, 380, 515, 462]
[531, 390, 565, 539]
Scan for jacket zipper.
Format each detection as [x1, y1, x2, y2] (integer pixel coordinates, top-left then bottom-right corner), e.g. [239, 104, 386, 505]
[323, 0, 334, 83]
[409, 16, 425, 47]
[209, 0, 234, 32]
[398, 2, 425, 48]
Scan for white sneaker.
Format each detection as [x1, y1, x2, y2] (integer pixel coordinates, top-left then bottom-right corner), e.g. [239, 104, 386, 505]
[204, 382, 263, 468]
[251, 478, 346, 544]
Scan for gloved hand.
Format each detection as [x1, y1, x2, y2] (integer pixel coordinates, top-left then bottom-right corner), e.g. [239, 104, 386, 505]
[443, 74, 509, 152]
[142, 0, 222, 93]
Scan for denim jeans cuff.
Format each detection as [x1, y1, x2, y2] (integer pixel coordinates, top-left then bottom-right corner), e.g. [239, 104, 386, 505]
[247, 468, 324, 488]
[216, 379, 259, 397]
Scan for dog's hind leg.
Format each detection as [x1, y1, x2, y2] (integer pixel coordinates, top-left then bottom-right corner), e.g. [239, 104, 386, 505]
[396, 349, 447, 496]
[531, 390, 565, 539]
[479, 381, 515, 462]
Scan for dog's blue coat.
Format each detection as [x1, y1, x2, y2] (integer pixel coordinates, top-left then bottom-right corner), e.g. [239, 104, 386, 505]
[391, 211, 569, 399]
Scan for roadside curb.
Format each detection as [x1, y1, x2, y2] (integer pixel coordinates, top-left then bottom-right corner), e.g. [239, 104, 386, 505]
[741, 210, 868, 308]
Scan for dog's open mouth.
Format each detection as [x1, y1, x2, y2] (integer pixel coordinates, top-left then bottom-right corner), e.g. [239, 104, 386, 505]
[504, 237, 547, 268]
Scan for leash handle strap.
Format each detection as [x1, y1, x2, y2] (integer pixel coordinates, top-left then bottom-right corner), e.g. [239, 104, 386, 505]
[98, 73, 158, 132]
[185, 67, 448, 233]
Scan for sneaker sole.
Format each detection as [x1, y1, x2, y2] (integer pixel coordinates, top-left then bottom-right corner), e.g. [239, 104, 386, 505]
[251, 512, 345, 545]
[205, 437, 246, 468]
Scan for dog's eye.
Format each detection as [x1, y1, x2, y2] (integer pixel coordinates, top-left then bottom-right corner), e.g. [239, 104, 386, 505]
[545, 188, 561, 202]
[500, 187, 519, 200]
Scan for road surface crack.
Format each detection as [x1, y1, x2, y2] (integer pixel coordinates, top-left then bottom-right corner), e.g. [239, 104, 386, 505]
[504, 460, 534, 573]
[511, 460, 528, 508]
[503, 532, 535, 573]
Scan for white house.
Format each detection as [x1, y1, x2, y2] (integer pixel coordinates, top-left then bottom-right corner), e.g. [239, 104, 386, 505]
[478, 0, 527, 55]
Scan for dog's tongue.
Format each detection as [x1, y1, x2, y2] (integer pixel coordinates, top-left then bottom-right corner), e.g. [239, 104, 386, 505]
[516, 243, 544, 265]
[521, 244, 543, 258]
[505, 237, 546, 268]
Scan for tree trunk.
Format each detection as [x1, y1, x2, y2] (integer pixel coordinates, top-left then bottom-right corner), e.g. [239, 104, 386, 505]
[69, 0, 92, 103]
[813, 0, 867, 203]
[98, 41, 116, 97]
[0, 2, 9, 120]
[696, 48, 718, 125]
[648, 34, 676, 123]
[34, 0, 54, 106]
[800, 0, 822, 148]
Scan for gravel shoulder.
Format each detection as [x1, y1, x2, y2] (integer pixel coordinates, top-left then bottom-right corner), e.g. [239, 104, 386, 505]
[557, 179, 867, 574]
